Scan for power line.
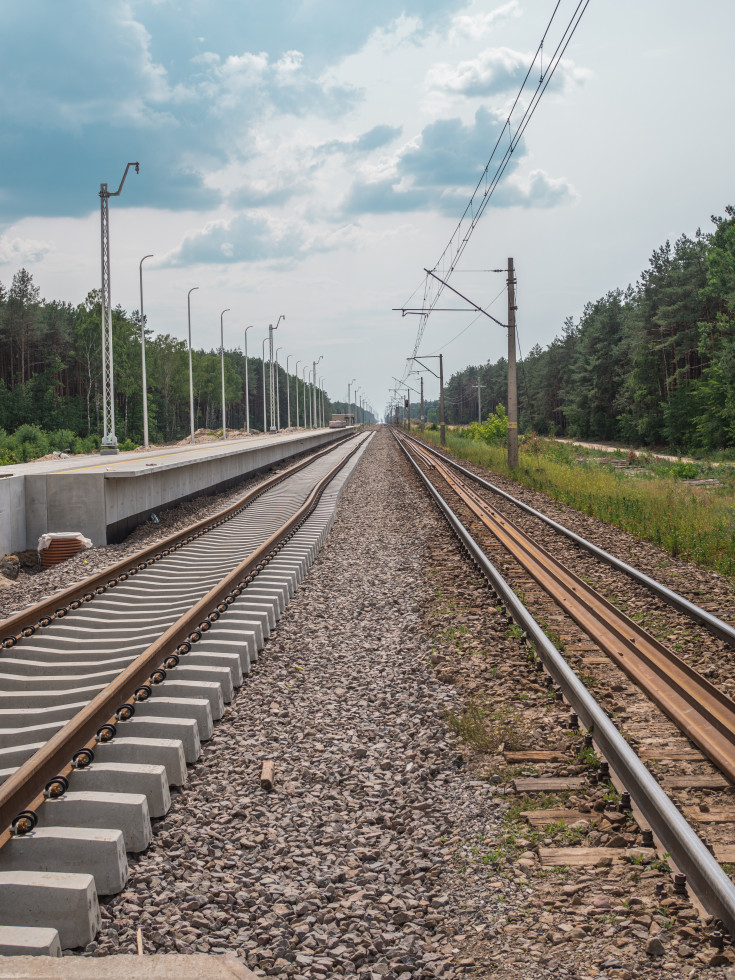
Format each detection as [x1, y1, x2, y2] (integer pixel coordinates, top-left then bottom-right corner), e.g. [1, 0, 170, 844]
[404, 0, 591, 376]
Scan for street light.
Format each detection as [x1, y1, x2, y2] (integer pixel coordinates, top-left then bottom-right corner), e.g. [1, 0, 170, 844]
[243, 325, 254, 435]
[100, 161, 139, 454]
[269, 314, 285, 432]
[187, 286, 199, 445]
[294, 360, 302, 427]
[312, 355, 323, 428]
[262, 337, 268, 434]
[220, 308, 230, 439]
[139, 254, 153, 447]
[286, 355, 293, 428]
[275, 346, 282, 430]
[348, 378, 356, 425]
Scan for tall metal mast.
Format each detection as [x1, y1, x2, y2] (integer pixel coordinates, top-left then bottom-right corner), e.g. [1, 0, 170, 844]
[100, 162, 139, 454]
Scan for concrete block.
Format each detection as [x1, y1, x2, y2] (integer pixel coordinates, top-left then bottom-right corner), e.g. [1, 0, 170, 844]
[132, 695, 214, 741]
[94, 737, 187, 787]
[149, 680, 222, 723]
[184, 649, 244, 684]
[38, 791, 152, 853]
[122, 716, 201, 763]
[171, 665, 233, 703]
[67, 763, 170, 819]
[0, 743, 44, 770]
[0, 926, 61, 958]
[0, 870, 100, 950]
[0, 827, 127, 895]
[0, 952, 260, 977]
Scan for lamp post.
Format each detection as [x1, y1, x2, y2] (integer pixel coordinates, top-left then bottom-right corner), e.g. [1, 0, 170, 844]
[348, 378, 356, 425]
[275, 347, 282, 430]
[187, 286, 199, 445]
[286, 355, 293, 428]
[269, 314, 285, 432]
[262, 337, 268, 434]
[294, 360, 301, 427]
[100, 161, 139, 454]
[312, 355, 323, 428]
[243, 325, 254, 435]
[220, 309, 230, 439]
[139, 254, 153, 447]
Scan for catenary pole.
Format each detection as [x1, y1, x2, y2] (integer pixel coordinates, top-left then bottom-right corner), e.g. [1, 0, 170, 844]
[100, 161, 139, 454]
[507, 257, 518, 468]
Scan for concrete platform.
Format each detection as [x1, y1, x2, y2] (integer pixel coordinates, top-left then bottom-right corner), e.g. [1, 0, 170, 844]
[0, 428, 349, 554]
[0, 954, 257, 978]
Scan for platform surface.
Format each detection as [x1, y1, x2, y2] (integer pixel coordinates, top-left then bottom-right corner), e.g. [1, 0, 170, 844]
[1, 428, 351, 553]
[0, 954, 258, 979]
[0, 429, 330, 479]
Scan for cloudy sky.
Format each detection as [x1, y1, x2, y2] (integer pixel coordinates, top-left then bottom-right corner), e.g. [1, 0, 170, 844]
[1, 0, 733, 417]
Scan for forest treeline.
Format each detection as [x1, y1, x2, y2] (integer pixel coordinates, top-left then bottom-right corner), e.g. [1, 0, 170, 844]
[0, 275, 350, 444]
[429, 206, 735, 453]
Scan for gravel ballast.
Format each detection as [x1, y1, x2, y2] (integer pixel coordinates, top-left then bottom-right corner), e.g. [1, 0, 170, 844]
[5, 426, 733, 977]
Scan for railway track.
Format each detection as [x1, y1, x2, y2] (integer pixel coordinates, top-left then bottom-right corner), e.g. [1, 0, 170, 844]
[0, 430, 373, 955]
[394, 428, 735, 939]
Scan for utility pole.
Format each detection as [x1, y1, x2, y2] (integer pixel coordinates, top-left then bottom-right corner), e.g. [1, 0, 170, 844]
[507, 257, 518, 468]
[420, 375, 424, 432]
[472, 378, 485, 423]
[100, 161, 139, 454]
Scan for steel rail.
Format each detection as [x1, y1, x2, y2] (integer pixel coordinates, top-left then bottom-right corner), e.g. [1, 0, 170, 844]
[0, 436, 363, 839]
[405, 436, 735, 784]
[400, 430, 735, 648]
[393, 428, 735, 936]
[1, 434, 353, 647]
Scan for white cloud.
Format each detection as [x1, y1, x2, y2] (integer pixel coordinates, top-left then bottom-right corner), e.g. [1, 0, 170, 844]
[449, 1, 521, 42]
[427, 46, 590, 97]
[0, 237, 54, 265]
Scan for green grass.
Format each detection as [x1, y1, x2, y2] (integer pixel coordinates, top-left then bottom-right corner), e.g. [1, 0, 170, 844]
[421, 429, 735, 580]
